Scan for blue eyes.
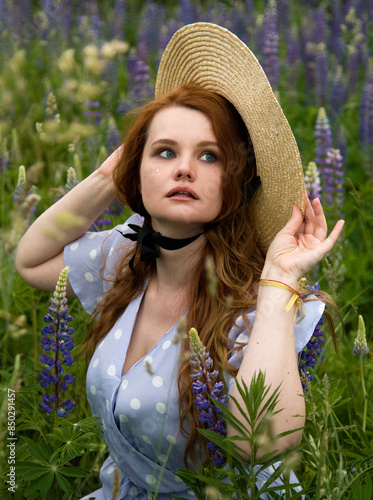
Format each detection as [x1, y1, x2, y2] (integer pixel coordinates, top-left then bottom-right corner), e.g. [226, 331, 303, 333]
[159, 149, 175, 159]
[158, 149, 217, 162]
[200, 152, 216, 163]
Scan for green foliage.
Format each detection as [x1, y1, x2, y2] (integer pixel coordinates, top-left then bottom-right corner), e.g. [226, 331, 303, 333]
[176, 373, 304, 499]
[0, 1, 372, 499]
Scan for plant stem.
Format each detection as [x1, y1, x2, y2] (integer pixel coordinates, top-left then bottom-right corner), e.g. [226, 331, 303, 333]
[359, 356, 367, 432]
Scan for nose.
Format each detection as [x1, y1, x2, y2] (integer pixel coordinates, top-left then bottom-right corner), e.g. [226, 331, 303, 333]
[173, 155, 195, 181]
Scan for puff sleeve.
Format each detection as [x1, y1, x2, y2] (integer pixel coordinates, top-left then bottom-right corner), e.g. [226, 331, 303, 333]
[63, 213, 144, 315]
[225, 298, 325, 393]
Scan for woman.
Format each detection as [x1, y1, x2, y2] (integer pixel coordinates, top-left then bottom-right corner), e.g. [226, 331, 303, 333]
[15, 24, 344, 499]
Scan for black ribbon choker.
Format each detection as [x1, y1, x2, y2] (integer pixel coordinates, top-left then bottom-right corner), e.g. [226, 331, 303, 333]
[117, 175, 261, 273]
[117, 221, 204, 272]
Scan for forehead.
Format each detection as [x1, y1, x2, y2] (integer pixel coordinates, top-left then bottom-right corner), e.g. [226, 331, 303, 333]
[146, 106, 217, 141]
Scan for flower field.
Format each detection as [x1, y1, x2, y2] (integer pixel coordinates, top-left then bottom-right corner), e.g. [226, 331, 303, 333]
[0, 0, 372, 498]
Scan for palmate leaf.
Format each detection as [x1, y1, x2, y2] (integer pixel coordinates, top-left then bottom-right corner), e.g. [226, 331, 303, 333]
[16, 461, 52, 481]
[21, 435, 52, 464]
[55, 471, 74, 493]
[59, 465, 91, 477]
[24, 471, 54, 498]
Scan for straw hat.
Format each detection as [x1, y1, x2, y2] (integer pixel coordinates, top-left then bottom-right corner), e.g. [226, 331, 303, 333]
[155, 22, 305, 253]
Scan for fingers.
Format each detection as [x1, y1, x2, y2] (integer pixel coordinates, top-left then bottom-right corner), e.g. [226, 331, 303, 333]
[281, 204, 304, 236]
[312, 198, 328, 241]
[321, 219, 345, 254]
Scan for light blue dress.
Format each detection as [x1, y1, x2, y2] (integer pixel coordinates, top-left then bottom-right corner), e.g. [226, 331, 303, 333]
[64, 214, 324, 500]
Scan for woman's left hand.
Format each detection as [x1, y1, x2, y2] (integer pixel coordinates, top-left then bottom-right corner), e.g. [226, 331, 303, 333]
[263, 195, 345, 282]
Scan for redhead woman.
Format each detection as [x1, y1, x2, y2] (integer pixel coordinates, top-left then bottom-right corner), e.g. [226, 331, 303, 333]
[15, 23, 344, 499]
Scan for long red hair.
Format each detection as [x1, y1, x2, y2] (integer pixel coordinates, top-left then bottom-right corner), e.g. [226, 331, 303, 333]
[85, 84, 265, 466]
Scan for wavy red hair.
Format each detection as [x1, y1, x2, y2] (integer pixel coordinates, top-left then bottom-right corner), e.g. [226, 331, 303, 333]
[85, 84, 265, 467]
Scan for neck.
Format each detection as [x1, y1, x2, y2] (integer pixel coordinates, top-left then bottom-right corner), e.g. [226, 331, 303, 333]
[152, 234, 206, 292]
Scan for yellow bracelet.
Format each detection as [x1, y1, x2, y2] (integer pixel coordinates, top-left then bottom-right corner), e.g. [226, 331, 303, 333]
[258, 278, 306, 324]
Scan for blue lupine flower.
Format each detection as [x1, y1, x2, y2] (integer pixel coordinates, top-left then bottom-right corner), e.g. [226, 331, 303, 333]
[189, 328, 228, 466]
[324, 148, 345, 221]
[39, 267, 76, 417]
[353, 315, 369, 358]
[262, 0, 279, 90]
[304, 161, 321, 202]
[315, 43, 328, 107]
[299, 283, 325, 386]
[14, 165, 26, 203]
[360, 67, 373, 161]
[314, 107, 333, 205]
[84, 100, 102, 126]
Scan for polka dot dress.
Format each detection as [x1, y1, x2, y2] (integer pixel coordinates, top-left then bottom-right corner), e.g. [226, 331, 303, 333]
[64, 214, 323, 500]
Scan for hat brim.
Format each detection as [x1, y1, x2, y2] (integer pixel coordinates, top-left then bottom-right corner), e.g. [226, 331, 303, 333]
[155, 22, 305, 253]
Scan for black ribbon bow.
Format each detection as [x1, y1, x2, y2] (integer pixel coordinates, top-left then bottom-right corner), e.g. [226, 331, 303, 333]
[117, 221, 203, 272]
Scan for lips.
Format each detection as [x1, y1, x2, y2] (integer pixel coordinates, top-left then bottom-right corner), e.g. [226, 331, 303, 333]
[167, 187, 198, 199]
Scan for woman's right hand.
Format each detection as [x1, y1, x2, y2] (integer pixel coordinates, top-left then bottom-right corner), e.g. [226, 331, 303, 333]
[97, 145, 123, 180]
[15, 149, 120, 293]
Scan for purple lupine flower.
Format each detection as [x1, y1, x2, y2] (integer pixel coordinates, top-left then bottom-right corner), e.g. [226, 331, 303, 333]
[315, 43, 328, 107]
[14, 166, 26, 203]
[178, 0, 195, 26]
[110, 0, 126, 40]
[138, 2, 166, 62]
[106, 117, 120, 154]
[119, 53, 154, 114]
[299, 283, 325, 385]
[85, 0, 104, 40]
[65, 167, 79, 192]
[314, 107, 333, 204]
[359, 67, 373, 160]
[84, 101, 102, 126]
[261, 0, 279, 90]
[189, 328, 228, 467]
[0, 145, 9, 174]
[132, 58, 153, 108]
[330, 1, 344, 63]
[304, 161, 321, 202]
[324, 148, 345, 220]
[39, 267, 76, 417]
[353, 315, 369, 359]
[276, 0, 290, 40]
[311, 7, 327, 44]
[287, 29, 301, 66]
[330, 65, 346, 120]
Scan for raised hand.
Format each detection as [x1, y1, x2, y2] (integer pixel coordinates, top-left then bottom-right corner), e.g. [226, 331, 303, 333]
[263, 195, 345, 283]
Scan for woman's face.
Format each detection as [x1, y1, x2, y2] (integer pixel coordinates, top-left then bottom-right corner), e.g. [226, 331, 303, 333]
[139, 106, 224, 238]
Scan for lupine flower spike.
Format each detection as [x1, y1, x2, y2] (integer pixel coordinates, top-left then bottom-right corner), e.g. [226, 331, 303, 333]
[39, 266, 76, 417]
[299, 283, 325, 387]
[189, 328, 228, 466]
[353, 315, 369, 358]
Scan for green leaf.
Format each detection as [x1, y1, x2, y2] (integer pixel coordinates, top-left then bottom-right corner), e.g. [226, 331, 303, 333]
[20, 436, 50, 463]
[25, 471, 54, 498]
[55, 471, 73, 493]
[16, 461, 51, 481]
[59, 466, 91, 478]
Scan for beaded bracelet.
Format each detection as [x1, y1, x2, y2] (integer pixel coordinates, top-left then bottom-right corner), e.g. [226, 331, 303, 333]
[258, 278, 306, 324]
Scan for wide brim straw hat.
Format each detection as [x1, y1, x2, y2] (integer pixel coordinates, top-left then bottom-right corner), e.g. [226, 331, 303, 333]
[155, 22, 305, 253]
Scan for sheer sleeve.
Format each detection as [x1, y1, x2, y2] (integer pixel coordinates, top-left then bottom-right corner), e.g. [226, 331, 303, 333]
[225, 298, 325, 393]
[63, 213, 144, 315]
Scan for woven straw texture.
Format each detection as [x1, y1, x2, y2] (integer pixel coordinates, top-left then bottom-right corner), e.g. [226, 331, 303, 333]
[155, 23, 305, 252]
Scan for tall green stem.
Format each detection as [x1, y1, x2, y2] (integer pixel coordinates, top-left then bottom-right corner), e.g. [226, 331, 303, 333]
[360, 356, 367, 432]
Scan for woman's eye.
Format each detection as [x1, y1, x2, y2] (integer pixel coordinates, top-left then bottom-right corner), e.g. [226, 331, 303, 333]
[201, 152, 217, 163]
[159, 149, 175, 159]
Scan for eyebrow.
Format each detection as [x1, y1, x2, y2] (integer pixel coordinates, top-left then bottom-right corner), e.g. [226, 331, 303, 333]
[151, 139, 221, 149]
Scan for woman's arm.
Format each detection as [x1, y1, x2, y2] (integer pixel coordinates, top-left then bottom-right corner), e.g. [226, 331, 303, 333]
[15, 148, 121, 294]
[228, 196, 344, 459]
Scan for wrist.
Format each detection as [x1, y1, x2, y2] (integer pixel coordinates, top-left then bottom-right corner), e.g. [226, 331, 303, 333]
[260, 266, 299, 289]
